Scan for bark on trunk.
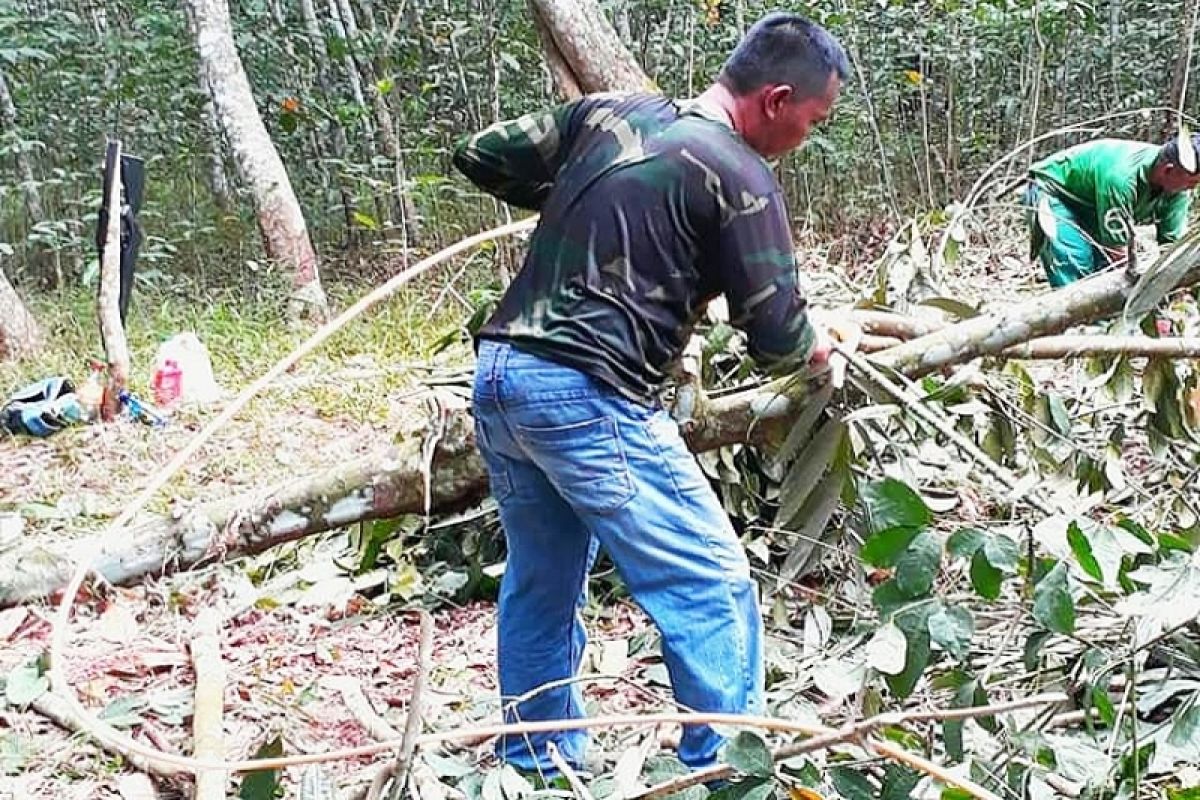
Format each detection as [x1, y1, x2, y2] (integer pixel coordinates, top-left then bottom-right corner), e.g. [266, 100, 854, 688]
[7, 241, 1200, 605]
[339, 0, 421, 244]
[0, 262, 42, 361]
[527, 0, 654, 95]
[0, 69, 45, 225]
[97, 141, 130, 420]
[1167, 0, 1200, 123]
[184, 0, 330, 321]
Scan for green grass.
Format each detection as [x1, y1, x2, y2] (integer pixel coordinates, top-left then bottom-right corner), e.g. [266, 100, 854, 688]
[1, 269, 497, 423]
[1, 267, 499, 532]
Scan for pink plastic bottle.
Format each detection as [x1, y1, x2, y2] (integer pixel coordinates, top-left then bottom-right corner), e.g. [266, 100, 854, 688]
[153, 359, 183, 407]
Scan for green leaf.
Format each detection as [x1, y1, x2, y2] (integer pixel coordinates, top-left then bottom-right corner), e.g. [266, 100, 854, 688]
[917, 296, 980, 319]
[1167, 788, 1200, 800]
[969, 549, 1003, 599]
[1032, 562, 1075, 634]
[942, 683, 971, 763]
[1024, 631, 1051, 671]
[895, 530, 941, 597]
[776, 418, 846, 526]
[4, 661, 47, 707]
[239, 736, 284, 800]
[871, 579, 909, 618]
[1091, 685, 1116, 727]
[880, 765, 921, 800]
[1168, 703, 1200, 748]
[885, 608, 933, 699]
[946, 527, 985, 558]
[1067, 521, 1103, 581]
[942, 790, 973, 800]
[351, 210, 380, 231]
[983, 534, 1021, 572]
[830, 766, 875, 800]
[99, 695, 145, 728]
[861, 526, 921, 568]
[710, 778, 773, 800]
[860, 478, 931, 534]
[928, 605, 974, 661]
[1160, 533, 1196, 553]
[723, 731, 775, 778]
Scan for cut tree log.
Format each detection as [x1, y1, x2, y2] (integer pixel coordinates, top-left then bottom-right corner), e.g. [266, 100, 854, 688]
[3, 240, 1200, 607]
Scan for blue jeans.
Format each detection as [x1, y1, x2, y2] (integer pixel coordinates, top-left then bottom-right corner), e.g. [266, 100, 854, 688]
[472, 339, 763, 773]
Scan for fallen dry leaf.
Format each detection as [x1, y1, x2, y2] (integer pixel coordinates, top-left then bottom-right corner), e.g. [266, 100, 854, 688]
[115, 773, 158, 800]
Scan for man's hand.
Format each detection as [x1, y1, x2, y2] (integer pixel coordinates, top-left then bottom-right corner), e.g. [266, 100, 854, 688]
[807, 310, 862, 389]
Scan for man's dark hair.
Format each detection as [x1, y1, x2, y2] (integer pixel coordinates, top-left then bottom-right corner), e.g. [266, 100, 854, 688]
[718, 12, 850, 100]
[1158, 132, 1200, 173]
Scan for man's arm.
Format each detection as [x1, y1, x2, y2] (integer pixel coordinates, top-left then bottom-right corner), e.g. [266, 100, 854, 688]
[717, 191, 816, 374]
[1157, 193, 1192, 245]
[451, 101, 583, 211]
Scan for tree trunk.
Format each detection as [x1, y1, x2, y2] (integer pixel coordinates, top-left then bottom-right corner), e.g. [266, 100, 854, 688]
[297, 0, 358, 243]
[198, 76, 235, 213]
[1168, 0, 1200, 120]
[0, 69, 45, 225]
[342, 0, 421, 245]
[0, 261, 43, 361]
[7, 242, 1200, 605]
[183, 0, 330, 321]
[0, 67, 56, 287]
[97, 141, 130, 420]
[526, 0, 654, 95]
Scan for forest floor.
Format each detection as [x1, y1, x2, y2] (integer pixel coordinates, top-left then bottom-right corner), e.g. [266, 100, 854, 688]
[1, 212, 1130, 800]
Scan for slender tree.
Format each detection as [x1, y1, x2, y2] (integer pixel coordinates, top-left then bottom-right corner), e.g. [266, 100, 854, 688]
[183, 0, 330, 320]
[0, 261, 43, 361]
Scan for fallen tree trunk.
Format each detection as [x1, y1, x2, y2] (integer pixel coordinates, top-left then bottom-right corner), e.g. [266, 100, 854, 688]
[4, 244, 1200, 606]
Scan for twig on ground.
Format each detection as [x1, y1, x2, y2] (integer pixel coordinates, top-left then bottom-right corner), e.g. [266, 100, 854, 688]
[548, 742, 596, 800]
[366, 609, 433, 800]
[631, 693, 1067, 800]
[30, 690, 180, 779]
[191, 608, 227, 800]
[323, 676, 402, 742]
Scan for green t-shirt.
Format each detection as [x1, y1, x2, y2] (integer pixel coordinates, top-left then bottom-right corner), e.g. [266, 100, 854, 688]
[1029, 139, 1191, 247]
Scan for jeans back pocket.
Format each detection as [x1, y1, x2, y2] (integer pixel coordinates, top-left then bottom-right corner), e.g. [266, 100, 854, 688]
[516, 415, 636, 515]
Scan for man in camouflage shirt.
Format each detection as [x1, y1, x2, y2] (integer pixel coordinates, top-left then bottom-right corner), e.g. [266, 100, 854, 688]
[455, 12, 847, 775]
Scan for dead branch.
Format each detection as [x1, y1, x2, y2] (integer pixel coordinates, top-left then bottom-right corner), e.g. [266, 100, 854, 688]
[190, 608, 226, 800]
[632, 693, 1068, 800]
[324, 676, 402, 742]
[1001, 334, 1200, 359]
[30, 689, 181, 778]
[368, 609, 433, 800]
[548, 742, 596, 800]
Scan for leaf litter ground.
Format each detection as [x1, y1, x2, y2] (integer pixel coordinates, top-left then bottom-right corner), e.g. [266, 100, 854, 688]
[5, 218, 1197, 798]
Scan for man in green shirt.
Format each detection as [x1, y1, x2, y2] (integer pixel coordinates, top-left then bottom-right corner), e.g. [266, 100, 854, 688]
[1026, 136, 1200, 286]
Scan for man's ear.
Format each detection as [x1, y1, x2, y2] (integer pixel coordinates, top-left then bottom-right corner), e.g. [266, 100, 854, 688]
[762, 84, 794, 120]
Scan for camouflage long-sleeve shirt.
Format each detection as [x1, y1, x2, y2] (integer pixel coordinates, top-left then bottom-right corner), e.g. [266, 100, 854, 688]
[453, 92, 814, 403]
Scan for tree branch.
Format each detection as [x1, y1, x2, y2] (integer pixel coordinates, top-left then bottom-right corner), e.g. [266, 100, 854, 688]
[633, 693, 1068, 800]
